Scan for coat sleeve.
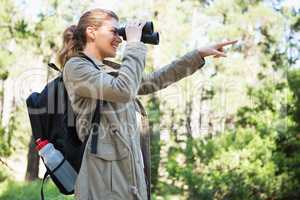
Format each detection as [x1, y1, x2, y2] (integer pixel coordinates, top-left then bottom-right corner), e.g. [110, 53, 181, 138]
[137, 49, 205, 95]
[63, 42, 147, 103]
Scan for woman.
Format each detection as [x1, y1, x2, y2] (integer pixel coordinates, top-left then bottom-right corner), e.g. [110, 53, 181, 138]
[60, 8, 236, 200]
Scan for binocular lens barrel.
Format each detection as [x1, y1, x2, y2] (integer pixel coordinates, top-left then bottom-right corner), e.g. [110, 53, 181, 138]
[143, 21, 154, 35]
[117, 21, 159, 45]
[142, 32, 159, 45]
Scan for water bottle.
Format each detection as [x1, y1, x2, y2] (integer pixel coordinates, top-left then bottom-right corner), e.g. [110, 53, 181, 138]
[35, 139, 77, 193]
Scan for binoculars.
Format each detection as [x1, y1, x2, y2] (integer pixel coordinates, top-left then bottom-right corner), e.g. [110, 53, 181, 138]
[117, 21, 159, 45]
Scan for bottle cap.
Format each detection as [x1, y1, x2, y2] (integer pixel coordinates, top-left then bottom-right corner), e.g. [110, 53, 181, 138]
[35, 139, 49, 151]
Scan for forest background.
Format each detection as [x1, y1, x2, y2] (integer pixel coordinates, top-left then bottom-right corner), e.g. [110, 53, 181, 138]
[0, 0, 299, 199]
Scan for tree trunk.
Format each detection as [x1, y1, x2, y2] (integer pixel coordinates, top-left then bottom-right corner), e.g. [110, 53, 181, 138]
[25, 136, 39, 181]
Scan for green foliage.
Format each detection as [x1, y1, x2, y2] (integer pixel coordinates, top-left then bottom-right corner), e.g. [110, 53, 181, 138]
[288, 69, 300, 126]
[154, 0, 300, 198]
[164, 78, 298, 199]
[0, 111, 19, 157]
[146, 95, 162, 191]
[0, 179, 74, 200]
[0, 167, 9, 183]
[0, 125, 11, 157]
[169, 134, 278, 199]
[161, 61, 300, 199]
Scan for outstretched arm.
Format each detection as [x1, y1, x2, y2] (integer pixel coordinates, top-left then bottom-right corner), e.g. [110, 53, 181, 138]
[138, 49, 204, 95]
[138, 40, 237, 95]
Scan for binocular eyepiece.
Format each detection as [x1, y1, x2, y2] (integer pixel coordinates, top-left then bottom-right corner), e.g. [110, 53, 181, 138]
[117, 21, 159, 45]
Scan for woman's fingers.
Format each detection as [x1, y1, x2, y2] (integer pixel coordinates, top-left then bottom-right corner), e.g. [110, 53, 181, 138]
[198, 39, 237, 58]
[217, 40, 238, 48]
[139, 20, 147, 29]
[125, 19, 145, 42]
[218, 46, 224, 53]
[213, 49, 226, 57]
[211, 40, 237, 58]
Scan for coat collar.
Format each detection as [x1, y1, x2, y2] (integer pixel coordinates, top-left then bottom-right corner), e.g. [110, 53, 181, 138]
[80, 53, 104, 69]
[79, 52, 121, 74]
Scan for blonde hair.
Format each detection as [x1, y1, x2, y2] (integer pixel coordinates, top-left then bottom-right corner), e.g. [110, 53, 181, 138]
[57, 8, 119, 67]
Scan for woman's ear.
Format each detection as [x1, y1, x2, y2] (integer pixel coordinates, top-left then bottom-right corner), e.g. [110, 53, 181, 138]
[86, 26, 96, 41]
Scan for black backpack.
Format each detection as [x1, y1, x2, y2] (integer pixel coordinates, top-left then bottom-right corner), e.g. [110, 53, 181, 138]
[26, 53, 101, 200]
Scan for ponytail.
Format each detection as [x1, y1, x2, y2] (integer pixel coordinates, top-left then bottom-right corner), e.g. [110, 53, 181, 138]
[57, 25, 83, 67]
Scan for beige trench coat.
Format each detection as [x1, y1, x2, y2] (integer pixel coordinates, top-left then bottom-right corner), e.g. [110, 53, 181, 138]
[63, 42, 205, 200]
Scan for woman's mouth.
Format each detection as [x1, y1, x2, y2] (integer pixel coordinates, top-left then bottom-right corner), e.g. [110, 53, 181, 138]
[112, 44, 118, 50]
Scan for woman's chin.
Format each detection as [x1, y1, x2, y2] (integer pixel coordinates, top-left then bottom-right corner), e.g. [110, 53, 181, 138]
[107, 51, 117, 58]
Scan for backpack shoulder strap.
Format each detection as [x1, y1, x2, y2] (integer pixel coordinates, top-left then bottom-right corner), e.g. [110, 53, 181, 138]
[48, 63, 61, 72]
[90, 101, 100, 154]
[77, 52, 100, 70]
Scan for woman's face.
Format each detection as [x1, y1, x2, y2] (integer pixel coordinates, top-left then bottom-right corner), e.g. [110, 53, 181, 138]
[92, 18, 122, 59]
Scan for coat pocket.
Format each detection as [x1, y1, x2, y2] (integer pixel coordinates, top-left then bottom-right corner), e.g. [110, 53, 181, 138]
[88, 142, 129, 161]
[86, 135, 132, 199]
[88, 125, 129, 161]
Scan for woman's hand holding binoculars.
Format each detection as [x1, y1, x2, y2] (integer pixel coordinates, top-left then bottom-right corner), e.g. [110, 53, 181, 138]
[125, 20, 147, 43]
[118, 21, 159, 45]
